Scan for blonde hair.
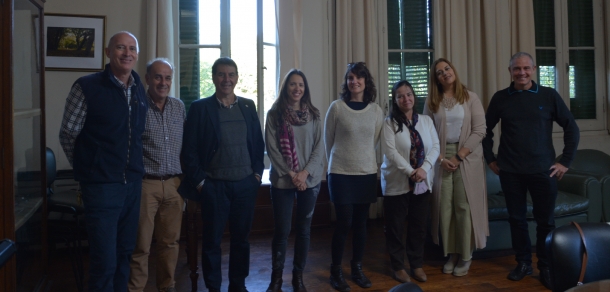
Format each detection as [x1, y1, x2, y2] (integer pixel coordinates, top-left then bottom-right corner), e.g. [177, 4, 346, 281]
[427, 58, 470, 113]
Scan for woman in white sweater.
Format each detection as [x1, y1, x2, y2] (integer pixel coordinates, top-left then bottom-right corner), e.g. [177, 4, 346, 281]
[381, 80, 440, 283]
[324, 62, 384, 291]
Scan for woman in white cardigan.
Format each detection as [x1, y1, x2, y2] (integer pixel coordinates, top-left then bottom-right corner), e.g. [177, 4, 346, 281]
[381, 80, 440, 284]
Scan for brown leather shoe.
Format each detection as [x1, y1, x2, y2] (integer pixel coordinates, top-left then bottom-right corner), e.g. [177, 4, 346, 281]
[411, 268, 427, 282]
[392, 269, 410, 283]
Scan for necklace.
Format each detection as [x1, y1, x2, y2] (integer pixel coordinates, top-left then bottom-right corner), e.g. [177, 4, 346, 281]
[442, 95, 457, 110]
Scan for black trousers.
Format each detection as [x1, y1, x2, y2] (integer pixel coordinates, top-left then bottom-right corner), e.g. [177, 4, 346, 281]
[499, 170, 557, 269]
[200, 174, 260, 291]
[331, 203, 371, 265]
[383, 191, 431, 271]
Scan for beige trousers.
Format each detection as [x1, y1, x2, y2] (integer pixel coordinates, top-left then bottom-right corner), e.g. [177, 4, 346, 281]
[128, 176, 184, 292]
[440, 143, 474, 260]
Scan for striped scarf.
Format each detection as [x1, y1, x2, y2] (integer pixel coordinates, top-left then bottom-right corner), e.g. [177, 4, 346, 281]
[279, 105, 310, 172]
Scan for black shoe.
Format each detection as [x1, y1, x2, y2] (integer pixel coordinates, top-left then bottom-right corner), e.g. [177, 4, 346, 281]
[539, 268, 553, 290]
[330, 264, 351, 291]
[266, 269, 283, 292]
[208, 289, 220, 292]
[292, 270, 307, 292]
[350, 261, 372, 288]
[507, 262, 533, 281]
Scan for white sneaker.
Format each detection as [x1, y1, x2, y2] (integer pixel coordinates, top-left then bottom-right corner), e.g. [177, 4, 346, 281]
[452, 259, 472, 277]
[442, 253, 459, 274]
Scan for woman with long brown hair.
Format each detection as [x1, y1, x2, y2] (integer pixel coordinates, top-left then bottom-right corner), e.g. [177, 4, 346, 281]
[423, 58, 487, 277]
[265, 69, 324, 292]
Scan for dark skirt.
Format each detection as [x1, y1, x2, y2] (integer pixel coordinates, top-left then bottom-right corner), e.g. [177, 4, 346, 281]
[327, 173, 378, 205]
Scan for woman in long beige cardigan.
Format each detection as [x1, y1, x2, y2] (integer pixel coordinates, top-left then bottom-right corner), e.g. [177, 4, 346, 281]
[423, 58, 488, 277]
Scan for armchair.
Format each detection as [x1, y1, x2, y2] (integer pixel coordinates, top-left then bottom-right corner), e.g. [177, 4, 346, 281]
[482, 163, 601, 251]
[546, 222, 610, 292]
[557, 149, 610, 221]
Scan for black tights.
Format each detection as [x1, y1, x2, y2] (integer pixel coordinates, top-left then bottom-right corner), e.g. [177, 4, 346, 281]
[331, 203, 371, 265]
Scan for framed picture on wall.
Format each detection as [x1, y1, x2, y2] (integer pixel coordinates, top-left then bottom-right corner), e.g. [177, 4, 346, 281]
[44, 13, 106, 71]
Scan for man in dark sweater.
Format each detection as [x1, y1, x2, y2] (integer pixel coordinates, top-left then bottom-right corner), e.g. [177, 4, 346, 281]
[482, 52, 579, 290]
[59, 31, 147, 292]
[179, 57, 265, 292]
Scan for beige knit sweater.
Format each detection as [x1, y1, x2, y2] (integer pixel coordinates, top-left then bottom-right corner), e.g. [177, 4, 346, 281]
[324, 99, 384, 175]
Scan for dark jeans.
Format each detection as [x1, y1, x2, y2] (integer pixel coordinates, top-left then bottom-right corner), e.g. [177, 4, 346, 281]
[200, 174, 260, 291]
[81, 180, 142, 292]
[383, 191, 431, 271]
[270, 184, 320, 272]
[331, 203, 371, 265]
[499, 170, 557, 268]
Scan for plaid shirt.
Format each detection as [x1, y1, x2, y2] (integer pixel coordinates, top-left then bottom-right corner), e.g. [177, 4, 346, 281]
[59, 75, 134, 166]
[142, 93, 185, 176]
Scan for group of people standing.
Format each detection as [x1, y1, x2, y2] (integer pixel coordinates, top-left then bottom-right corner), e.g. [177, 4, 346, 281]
[324, 58, 485, 291]
[265, 50, 578, 292]
[59, 30, 579, 292]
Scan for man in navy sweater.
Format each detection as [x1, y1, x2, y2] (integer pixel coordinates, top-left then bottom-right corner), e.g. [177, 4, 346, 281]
[482, 52, 579, 290]
[59, 31, 147, 292]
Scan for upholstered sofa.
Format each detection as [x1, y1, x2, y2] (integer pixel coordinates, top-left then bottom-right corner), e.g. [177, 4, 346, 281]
[479, 164, 601, 251]
[557, 149, 610, 221]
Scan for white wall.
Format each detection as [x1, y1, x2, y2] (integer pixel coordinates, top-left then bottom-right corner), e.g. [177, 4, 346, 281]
[45, 0, 146, 170]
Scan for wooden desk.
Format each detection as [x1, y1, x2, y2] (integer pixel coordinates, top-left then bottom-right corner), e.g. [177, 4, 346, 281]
[185, 171, 331, 291]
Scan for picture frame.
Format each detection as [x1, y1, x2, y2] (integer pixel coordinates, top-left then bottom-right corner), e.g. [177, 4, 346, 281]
[44, 13, 106, 71]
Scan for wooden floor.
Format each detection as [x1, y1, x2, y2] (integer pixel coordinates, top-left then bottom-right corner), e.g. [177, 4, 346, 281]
[47, 219, 550, 292]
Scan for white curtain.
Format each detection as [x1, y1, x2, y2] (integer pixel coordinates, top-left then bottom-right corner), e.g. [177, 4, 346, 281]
[335, 0, 387, 113]
[433, 0, 536, 107]
[277, 0, 303, 79]
[146, 0, 176, 97]
[274, 0, 282, 89]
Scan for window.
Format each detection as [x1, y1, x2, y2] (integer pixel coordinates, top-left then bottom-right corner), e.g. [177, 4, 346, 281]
[534, 0, 605, 130]
[178, 0, 277, 124]
[387, 0, 433, 113]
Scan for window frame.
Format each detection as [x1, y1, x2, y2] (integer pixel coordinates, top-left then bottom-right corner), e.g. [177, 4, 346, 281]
[177, 0, 278, 126]
[386, 0, 434, 114]
[535, 0, 606, 131]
